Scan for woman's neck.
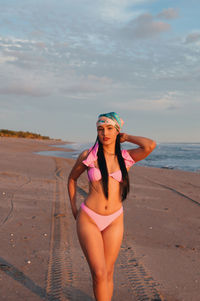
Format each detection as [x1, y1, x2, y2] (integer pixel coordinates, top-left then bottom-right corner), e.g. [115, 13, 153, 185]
[102, 144, 115, 155]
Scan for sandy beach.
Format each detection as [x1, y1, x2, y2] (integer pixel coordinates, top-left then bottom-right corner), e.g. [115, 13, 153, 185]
[0, 137, 199, 301]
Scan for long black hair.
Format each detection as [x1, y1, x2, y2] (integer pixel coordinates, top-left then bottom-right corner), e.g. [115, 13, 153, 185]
[90, 134, 130, 201]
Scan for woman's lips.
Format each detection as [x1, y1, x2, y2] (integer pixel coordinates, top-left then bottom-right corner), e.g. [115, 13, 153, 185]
[103, 137, 110, 141]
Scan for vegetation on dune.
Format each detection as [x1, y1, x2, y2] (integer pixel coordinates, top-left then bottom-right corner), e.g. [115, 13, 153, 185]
[0, 129, 53, 140]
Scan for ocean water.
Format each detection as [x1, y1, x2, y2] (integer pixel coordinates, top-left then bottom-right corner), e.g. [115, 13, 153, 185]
[36, 142, 200, 173]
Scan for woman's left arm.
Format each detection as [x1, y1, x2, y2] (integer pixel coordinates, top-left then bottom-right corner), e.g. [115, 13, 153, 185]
[120, 133, 157, 163]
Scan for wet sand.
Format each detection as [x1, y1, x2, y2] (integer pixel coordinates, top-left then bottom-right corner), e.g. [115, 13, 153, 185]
[0, 137, 200, 301]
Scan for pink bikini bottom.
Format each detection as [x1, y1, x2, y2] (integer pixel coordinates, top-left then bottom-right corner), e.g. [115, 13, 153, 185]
[80, 202, 123, 232]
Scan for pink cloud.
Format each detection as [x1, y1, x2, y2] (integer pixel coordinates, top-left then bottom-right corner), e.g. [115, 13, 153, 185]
[0, 84, 50, 97]
[125, 13, 171, 39]
[157, 8, 179, 20]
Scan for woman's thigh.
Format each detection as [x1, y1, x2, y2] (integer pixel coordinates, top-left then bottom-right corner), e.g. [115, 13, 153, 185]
[101, 212, 124, 270]
[76, 209, 106, 274]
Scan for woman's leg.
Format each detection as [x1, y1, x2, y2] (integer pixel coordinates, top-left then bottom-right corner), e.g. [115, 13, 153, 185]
[76, 209, 109, 301]
[102, 212, 124, 301]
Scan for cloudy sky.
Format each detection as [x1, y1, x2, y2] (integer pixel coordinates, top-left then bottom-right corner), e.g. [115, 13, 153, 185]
[0, 0, 200, 143]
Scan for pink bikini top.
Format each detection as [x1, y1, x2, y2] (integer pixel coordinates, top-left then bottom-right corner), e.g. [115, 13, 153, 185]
[82, 143, 135, 183]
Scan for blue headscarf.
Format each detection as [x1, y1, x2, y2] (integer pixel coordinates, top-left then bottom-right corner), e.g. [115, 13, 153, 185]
[96, 112, 124, 131]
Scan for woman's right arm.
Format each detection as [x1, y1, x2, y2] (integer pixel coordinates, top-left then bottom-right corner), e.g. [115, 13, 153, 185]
[67, 149, 89, 220]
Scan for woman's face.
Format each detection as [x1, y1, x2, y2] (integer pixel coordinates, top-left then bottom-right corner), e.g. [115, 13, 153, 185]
[97, 124, 118, 145]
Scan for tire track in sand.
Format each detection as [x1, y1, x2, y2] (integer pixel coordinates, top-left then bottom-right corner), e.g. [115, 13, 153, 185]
[119, 242, 165, 301]
[140, 175, 200, 207]
[45, 158, 74, 301]
[0, 173, 31, 226]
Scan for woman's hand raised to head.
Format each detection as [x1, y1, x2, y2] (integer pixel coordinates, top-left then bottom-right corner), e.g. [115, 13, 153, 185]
[119, 132, 128, 143]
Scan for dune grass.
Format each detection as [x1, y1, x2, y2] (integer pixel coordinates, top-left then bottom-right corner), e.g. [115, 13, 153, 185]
[0, 129, 51, 140]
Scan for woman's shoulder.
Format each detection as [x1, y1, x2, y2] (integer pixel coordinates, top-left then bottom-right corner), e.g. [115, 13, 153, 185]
[78, 149, 90, 161]
[72, 149, 89, 166]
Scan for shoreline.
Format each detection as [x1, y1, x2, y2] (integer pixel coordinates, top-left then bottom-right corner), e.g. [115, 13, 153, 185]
[34, 138, 200, 175]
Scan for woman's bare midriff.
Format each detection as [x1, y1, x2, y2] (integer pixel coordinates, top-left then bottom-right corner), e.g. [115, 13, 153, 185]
[84, 177, 122, 215]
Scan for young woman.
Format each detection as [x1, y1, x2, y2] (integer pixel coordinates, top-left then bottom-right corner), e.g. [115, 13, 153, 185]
[68, 112, 156, 301]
